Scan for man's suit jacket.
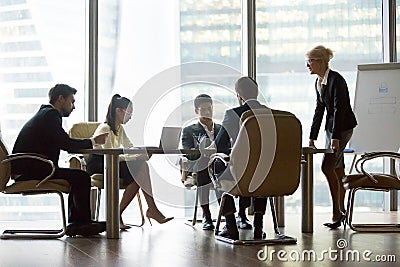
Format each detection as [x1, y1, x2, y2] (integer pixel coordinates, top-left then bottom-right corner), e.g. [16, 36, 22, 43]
[12, 104, 93, 176]
[310, 70, 357, 140]
[181, 121, 221, 182]
[214, 99, 267, 154]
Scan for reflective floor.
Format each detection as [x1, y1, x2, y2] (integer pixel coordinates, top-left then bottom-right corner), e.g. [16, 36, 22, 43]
[0, 212, 399, 267]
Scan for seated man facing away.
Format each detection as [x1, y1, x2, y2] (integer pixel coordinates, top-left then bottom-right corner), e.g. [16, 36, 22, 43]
[11, 84, 109, 237]
[181, 94, 221, 230]
[213, 76, 269, 239]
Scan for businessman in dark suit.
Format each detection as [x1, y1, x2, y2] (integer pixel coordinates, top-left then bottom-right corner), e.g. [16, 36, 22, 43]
[181, 94, 222, 230]
[11, 84, 109, 237]
[213, 76, 269, 239]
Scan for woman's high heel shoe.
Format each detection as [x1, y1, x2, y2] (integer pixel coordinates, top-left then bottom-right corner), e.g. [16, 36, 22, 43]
[120, 217, 132, 230]
[146, 209, 174, 226]
[120, 222, 131, 230]
[323, 212, 346, 229]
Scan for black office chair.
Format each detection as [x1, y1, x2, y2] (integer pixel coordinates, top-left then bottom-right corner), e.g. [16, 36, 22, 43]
[0, 138, 69, 239]
[343, 151, 400, 232]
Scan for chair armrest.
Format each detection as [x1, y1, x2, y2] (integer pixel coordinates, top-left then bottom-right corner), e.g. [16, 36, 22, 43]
[2, 153, 55, 187]
[5, 152, 49, 160]
[68, 154, 86, 170]
[355, 152, 400, 183]
[207, 153, 231, 189]
[209, 153, 230, 166]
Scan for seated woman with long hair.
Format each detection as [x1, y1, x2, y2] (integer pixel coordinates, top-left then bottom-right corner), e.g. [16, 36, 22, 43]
[87, 94, 173, 229]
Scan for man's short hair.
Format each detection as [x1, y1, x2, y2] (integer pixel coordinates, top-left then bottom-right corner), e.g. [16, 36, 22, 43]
[48, 84, 77, 104]
[235, 76, 258, 100]
[194, 94, 213, 109]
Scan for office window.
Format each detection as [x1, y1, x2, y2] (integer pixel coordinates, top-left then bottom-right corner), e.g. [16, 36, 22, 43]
[397, 0, 400, 60]
[256, 0, 383, 212]
[1, 0, 396, 222]
[95, 0, 242, 218]
[0, 0, 85, 220]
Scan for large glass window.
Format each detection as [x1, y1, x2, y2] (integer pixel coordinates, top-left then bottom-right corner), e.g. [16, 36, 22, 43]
[1, 0, 397, 221]
[397, 0, 400, 60]
[96, 0, 243, 219]
[256, 0, 383, 213]
[0, 0, 85, 220]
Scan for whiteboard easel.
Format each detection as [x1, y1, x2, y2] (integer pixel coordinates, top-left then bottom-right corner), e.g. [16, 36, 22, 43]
[350, 63, 400, 153]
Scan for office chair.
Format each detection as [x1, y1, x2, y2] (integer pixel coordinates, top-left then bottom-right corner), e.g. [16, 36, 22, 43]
[0, 138, 69, 239]
[209, 109, 302, 245]
[179, 158, 200, 225]
[343, 151, 400, 232]
[68, 122, 145, 227]
[180, 147, 222, 227]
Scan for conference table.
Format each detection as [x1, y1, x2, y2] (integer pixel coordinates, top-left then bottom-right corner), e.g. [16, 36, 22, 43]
[79, 146, 332, 238]
[79, 147, 199, 239]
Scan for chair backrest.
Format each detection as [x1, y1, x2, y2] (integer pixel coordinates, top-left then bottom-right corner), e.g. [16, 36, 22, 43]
[0, 138, 11, 191]
[68, 122, 101, 169]
[229, 109, 302, 197]
[69, 122, 101, 139]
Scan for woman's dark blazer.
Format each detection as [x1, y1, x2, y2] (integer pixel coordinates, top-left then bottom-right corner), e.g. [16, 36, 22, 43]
[309, 70, 357, 140]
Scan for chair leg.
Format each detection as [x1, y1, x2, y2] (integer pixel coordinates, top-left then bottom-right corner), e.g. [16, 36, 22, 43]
[128, 192, 145, 227]
[90, 187, 98, 221]
[347, 188, 400, 232]
[120, 191, 146, 227]
[346, 189, 355, 230]
[214, 194, 297, 245]
[214, 192, 227, 236]
[344, 189, 353, 230]
[185, 187, 203, 227]
[122, 191, 145, 227]
[191, 187, 199, 226]
[95, 188, 101, 221]
[1, 191, 67, 239]
[269, 197, 280, 235]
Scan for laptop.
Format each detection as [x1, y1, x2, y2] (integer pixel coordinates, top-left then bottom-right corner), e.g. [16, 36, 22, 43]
[158, 126, 182, 149]
[134, 126, 182, 150]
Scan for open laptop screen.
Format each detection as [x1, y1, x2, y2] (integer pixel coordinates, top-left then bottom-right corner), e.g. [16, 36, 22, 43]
[158, 126, 182, 150]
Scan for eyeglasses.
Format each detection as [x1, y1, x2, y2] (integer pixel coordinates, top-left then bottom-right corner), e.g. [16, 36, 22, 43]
[123, 109, 133, 116]
[305, 58, 320, 65]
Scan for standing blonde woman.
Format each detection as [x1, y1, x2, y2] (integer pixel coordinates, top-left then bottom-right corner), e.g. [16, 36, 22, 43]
[87, 94, 173, 229]
[306, 45, 357, 229]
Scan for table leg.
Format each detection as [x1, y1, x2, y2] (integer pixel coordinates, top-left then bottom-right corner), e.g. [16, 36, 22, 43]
[104, 154, 120, 239]
[301, 154, 313, 233]
[274, 196, 285, 227]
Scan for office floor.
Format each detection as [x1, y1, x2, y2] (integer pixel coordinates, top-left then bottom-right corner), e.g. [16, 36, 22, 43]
[0, 212, 398, 267]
